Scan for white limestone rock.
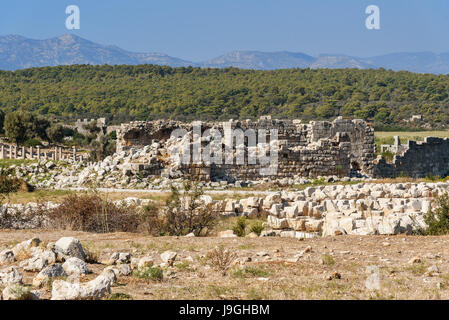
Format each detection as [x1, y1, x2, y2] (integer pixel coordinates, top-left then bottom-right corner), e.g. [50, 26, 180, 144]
[54, 237, 86, 261]
[33, 263, 67, 288]
[0, 250, 15, 265]
[160, 251, 177, 266]
[0, 266, 23, 285]
[62, 257, 89, 276]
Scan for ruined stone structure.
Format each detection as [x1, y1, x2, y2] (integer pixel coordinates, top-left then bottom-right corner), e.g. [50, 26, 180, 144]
[69, 118, 107, 138]
[380, 136, 408, 154]
[75, 118, 106, 133]
[117, 117, 375, 181]
[374, 137, 449, 178]
[117, 120, 190, 152]
[0, 143, 87, 162]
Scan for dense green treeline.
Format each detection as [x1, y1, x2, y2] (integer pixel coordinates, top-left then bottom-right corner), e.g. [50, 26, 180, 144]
[0, 64, 448, 127]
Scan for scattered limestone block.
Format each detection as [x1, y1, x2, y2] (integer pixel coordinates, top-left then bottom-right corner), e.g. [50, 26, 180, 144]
[12, 238, 41, 259]
[108, 252, 132, 265]
[62, 257, 89, 276]
[160, 251, 177, 266]
[118, 264, 132, 276]
[2, 285, 40, 300]
[54, 237, 86, 261]
[218, 230, 237, 238]
[20, 250, 56, 272]
[0, 266, 23, 285]
[409, 257, 421, 264]
[33, 264, 67, 288]
[284, 205, 299, 218]
[245, 232, 259, 238]
[102, 268, 118, 284]
[0, 250, 15, 265]
[138, 257, 154, 270]
[51, 274, 112, 300]
[20, 256, 49, 272]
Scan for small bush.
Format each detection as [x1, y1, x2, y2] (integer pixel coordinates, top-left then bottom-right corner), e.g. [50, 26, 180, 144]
[405, 262, 428, 276]
[425, 174, 442, 182]
[162, 180, 217, 236]
[421, 194, 449, 235]
[0, 170, 21, 205]
[24, 138, 42, 147]
[84, 248, 99, 264]
[249, 221, 264, 236]
[140, 202, 165, 236]
[321, 253, 336, 266]
[231, 266, 271, 278]
[109, 293, 133, 300]
[381, 150, 395, 162]
[232, 217, 248, 237]
[206, 246, 237, 276]
[175, 261, 194, 272]
[133, 266, 164, 281]
[7, 285, 34, 300]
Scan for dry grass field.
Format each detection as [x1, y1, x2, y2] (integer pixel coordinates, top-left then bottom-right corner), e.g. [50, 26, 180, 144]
[1, 230, 449, 300]
[375, 131, 449, 147]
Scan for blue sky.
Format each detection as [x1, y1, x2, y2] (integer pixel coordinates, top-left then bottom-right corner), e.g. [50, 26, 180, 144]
[0, 0, 448, 61]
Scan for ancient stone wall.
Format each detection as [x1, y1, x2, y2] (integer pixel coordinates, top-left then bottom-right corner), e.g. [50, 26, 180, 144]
[116, 120, 190, 152]
[374, 137, 449, 178]
[74, 118, 106, 136]
[117, 117, 375, 180]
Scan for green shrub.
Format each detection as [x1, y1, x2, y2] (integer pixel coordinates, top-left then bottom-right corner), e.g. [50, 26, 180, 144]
[421, 194, 449, 235]
[0, 170, 21, 205]
[249, 221, 264, 236]
[6, 285, 34, 300]
[232, 217, 248, 237]
[425, 174, 442, 182]
[133, 266, 164, 281]
[109, 293, 133, 300]
[231, 266, 271, 278]
[381, 150, 395, 162]
[162, 180, 217, 236]
[24, 138, 42, 147]
[321, 253, 336, 266]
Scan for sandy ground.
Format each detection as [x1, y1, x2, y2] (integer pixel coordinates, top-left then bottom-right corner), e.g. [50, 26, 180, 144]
[1, 230, 449, 300]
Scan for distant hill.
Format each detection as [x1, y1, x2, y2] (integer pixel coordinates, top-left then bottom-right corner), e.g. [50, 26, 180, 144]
[0, 34, 194, 70]
[200, 51, 315, 70]
[310, 55, 375, 70]
[0, 34, 449, 74]
[361, 52, 449, 74]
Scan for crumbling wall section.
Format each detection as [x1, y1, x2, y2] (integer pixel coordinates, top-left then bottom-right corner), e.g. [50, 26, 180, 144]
[116, 120, 189, 152]
[117, 117, 375, 180]
[374, 137, 449, 178]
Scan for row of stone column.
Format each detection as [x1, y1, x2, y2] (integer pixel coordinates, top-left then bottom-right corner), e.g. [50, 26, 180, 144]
[0, 145, 84, 162]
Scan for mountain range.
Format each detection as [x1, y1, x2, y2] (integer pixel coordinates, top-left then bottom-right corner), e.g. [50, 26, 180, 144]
[1, 34, 449, 74]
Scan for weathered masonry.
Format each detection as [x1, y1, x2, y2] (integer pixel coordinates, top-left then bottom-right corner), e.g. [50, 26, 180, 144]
[374, 137, 449, 178]
[117, 117, 375, 181]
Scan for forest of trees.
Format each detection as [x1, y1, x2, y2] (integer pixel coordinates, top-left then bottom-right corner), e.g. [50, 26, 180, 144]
[0, 64, 448, 128]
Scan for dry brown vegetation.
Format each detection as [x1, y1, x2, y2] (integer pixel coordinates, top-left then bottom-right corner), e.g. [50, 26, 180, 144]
[45, 194, 141, 233]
